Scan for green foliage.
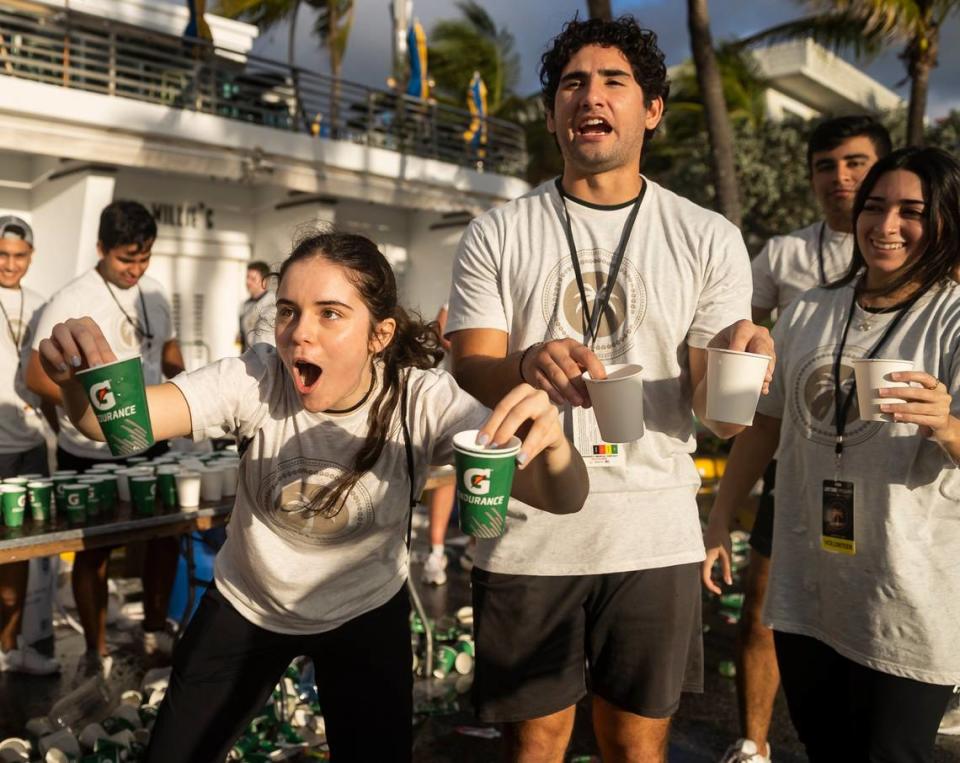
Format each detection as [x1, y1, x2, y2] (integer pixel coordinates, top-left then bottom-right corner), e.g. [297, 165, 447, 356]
[645, 117, 819, 254]
[428, 1, 521, 115]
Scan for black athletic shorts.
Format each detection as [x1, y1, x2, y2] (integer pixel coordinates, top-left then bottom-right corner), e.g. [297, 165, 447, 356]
[471, 563, 703, 723]
[749, 460, 776, 558]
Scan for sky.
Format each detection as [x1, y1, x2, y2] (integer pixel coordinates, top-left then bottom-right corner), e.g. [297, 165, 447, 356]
[183, 0, 960, 119]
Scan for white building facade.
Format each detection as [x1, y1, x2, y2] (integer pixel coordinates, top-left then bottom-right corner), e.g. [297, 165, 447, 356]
[0, 0, 528, 367]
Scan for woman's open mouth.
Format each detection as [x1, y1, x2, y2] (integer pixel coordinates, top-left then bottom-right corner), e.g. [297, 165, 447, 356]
[293, 360, 323, 394]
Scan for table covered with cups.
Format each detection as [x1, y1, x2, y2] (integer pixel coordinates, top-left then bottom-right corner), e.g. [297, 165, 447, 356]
[0, 450, 240, 564]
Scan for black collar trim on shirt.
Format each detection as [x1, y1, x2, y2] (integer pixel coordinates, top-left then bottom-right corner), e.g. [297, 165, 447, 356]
[554, 177, 643, 211]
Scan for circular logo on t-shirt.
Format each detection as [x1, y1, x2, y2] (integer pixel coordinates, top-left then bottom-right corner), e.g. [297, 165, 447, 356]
[789, 343, 882, 447]
[256, 457, 374, 544]
[541, 249, 646, 361]
[116, 314, 141, 350]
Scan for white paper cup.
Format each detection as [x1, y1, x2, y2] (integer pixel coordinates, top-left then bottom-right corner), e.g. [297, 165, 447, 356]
[199, 468, 223, 502]
[217, 462, 238, 497]
[853, 358, 914, 422]
[175, 471, 201, 510]
[114, 469, 134, 503]
[705, 348, 771, 426]
[581, 363, 645, 443]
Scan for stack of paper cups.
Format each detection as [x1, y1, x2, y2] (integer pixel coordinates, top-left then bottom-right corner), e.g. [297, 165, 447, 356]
[199, 467, 223, 503]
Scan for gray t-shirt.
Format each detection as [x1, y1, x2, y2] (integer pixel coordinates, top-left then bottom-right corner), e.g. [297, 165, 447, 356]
[172, 347, 489, 634]
[0, 285, 46, 454]
[757, 281, 960, 685]
[447, 178, 751, 575]
[752, 221, 853, 316]
[33, 269, 175, 459]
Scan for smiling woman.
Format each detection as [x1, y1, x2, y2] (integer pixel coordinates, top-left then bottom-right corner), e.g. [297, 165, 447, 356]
[702, 146, 960, 761]
[36, 227, 589, 763]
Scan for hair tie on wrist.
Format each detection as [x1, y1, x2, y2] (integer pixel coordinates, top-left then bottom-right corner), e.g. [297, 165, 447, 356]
[519, 343, 541, 385]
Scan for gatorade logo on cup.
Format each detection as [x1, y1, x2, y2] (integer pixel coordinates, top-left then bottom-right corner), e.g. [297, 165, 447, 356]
[464, 468, 492, 496]
[89, 380, 117, 411]
[67, 493, 80, 507]
[16, 494, 25, 508]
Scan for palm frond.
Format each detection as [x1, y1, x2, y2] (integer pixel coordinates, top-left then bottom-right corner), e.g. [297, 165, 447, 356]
[735, 13, 892, 58]
[455, 0, 499, 39]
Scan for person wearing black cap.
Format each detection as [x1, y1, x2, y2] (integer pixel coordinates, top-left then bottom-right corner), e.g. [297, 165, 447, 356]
[0, 215, 59, 675]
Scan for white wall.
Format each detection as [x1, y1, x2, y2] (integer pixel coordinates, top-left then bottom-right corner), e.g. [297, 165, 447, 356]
[27, 168, 116, 298]
[404, 211, 470, 319]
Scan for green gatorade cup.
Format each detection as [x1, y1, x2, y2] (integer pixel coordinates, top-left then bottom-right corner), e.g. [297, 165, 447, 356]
[27, 481, 53, 522]
[75, 356, 154, 458]
[129, 476, 157, 516]
[1, 485, 27, 527]
[452, 430, 521, 539]
[63, 483, 89, 525]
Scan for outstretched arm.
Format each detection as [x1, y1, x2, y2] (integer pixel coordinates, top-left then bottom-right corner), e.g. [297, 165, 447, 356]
[475, 384, 589, 515]
[38, 317, 193, 444]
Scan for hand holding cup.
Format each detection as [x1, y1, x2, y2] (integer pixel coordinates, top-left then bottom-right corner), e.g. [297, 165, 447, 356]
[708, 319, 776, 395]
[879, 370, 957, 441]
[475, 383, 563, 470]
[38, 317, 117, 384]
[519, 338, 606, 408]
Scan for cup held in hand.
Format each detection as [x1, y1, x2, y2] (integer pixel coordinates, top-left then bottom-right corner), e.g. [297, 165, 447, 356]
[705, 348, 771, 427]
[76, 356, 155, 458]
[581, 363, 645, 443]
[852, 359, 914, 423]
[453, 430, 521, 539]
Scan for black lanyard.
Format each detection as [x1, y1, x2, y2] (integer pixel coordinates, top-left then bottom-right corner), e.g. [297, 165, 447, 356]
[100, 273, 154, 349]
[558, 180, 646, 347]
[816, 222, 827, 286]
[0, 289, 25, 370]
[831, 286, 920, 459]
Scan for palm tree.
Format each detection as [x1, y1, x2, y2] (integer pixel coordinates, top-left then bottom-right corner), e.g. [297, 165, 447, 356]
[216, 0, 354, 132]
[739, 0, 960, 147]
[428, 1, 520, 116]
[666, 43, 768, 140]
[587, 0, 613, 20]
[687, 0, 742, 226]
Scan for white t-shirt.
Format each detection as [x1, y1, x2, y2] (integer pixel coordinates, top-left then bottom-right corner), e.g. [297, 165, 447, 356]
[0, 285, 46, 454]
[33, 269, 174, 459]
[757, 281, 960, 685]
[239, 290, 277, 350]
[447, 178, 752, 575]
[172, 347, 490, 634]
[752, 221, 853, 316]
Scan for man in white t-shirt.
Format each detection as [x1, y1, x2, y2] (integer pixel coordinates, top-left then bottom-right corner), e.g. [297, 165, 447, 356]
[238, 260, 276, 351]
[446, 16, 773, 761]
[0, 216, 59, 676]
[720, 116, 890, 763]
[26, 201, 185, 668]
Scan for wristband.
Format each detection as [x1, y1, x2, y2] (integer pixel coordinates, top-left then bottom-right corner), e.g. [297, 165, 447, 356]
[518, 343, 541, 385]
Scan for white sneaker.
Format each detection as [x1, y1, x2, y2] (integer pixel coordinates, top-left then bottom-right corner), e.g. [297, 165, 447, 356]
[720, 738, 771, 763]
[0, 640, 60, 676]
[939, 688, 960, 735]
[421, 552, 448, 586]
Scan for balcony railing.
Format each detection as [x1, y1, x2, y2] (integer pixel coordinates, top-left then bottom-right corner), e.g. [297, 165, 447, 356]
[0, 2, 528, 176]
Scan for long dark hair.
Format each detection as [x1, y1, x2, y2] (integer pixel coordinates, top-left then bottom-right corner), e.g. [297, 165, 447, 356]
[831, 146, 960, 299]
[277, 230, 444, 518]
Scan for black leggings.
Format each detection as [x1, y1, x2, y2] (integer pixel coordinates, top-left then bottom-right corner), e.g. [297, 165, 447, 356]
[774, 630, 952, 762]
[145, 585, 413, 763]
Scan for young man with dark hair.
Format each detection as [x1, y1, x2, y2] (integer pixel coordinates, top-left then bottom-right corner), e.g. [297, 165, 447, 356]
[447, 16, 772, 761]
[718, 115, 890, 763]
[0, 216, 59, 675]
[26, 200, 185, 670]
[238, 260, 275, 351]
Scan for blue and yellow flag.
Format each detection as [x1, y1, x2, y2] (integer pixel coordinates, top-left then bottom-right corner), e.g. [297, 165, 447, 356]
[406, 20, 429, 100]
[463, 71, 488, 158]
[184, 0, 212, 42]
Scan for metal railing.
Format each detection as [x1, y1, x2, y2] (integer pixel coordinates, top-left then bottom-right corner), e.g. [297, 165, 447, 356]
[0, 2, 527, 176]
